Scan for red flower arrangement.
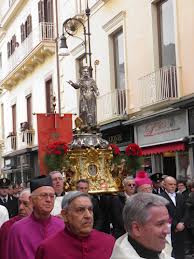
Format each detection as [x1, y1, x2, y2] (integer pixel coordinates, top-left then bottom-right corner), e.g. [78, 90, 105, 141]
[44, 141, 69, 171]
[109, 144, 121, 156]
[46, 141, 69, 156]
[110, 142, 143, 176]
[125, 143, 142, 157]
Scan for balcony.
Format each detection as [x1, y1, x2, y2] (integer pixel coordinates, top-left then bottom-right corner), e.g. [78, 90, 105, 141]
[4, 129, 35, 155]
[138, 66, 181, 110]
[5, 135, 17, 153]
[18, 129, 35, 149]
[0, 22, 55, 89]
[97, 88, 129, 124]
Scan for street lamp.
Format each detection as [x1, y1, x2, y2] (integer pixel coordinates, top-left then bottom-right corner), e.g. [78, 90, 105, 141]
[59, 1, 93, 76]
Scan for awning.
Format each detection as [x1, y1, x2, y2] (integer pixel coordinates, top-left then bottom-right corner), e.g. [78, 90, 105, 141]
[142, 142, 185, 156]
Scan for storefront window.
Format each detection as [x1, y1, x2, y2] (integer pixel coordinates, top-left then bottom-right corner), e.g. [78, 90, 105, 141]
[143, 157, 152, 175]
[177, 151, 190, 180]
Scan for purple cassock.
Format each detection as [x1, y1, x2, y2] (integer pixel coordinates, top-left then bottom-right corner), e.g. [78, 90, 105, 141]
[35, 227, 115, 259]
[7, 213, 64, 259]
[0, 215, 22, 259]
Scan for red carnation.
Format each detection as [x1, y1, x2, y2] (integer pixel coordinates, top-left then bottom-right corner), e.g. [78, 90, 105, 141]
[53, 150, 61, 155]
[125, 143, 142, 157]
[109, 144, 121, 156]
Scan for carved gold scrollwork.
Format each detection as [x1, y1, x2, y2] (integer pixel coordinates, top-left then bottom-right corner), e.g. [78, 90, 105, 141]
[64, 148, 121, 193]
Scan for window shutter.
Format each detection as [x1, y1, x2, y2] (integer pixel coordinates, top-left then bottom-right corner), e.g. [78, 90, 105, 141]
[38, 0, 45, 22]
[47, 0, 53, 23]
[21, 24, 25, 42]
[12, 34, 16, 53]
[7, 42, 11, 58]
[27, 15, 32, 36]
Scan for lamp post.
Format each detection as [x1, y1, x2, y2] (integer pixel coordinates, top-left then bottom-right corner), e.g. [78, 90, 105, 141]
[59, 0, 93, 77]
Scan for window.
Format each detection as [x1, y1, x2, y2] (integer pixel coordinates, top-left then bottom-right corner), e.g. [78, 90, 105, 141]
[156, 0, 177, 98]
[7, 35, 17, 58]
[0, 52, 2, 69]
[38, 0, 53, 23]
[77, 54, 87, 78]
[9, 0, 14, 7]
[12, 104, 16, 134]
[45, 77, 54, 113]
[112, 29, 126, 114]
[26, 94, 32, 128]
[0, 104, 4, 139]
[157, 0, 176, 67]
[75, 0, 98, 14]
[113, 29, 125, 90]
[21, 15, 32, 42]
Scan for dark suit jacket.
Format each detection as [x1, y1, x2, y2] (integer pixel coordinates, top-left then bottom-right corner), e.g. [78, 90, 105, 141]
[0, 195, 18, 218]
[160, 191, 187, 230]
[152, 187, 164, 195]
[110, 193, 126, 239]
[91, 195, 104, 231]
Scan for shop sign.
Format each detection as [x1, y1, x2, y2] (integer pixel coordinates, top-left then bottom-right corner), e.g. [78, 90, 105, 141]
[136, 111, 188, 146]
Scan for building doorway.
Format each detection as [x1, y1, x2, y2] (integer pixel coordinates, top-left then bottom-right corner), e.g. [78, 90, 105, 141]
[163, 152, 176, 178]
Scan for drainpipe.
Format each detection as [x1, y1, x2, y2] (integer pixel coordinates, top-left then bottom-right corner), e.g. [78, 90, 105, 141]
[55, 0, 61, 115]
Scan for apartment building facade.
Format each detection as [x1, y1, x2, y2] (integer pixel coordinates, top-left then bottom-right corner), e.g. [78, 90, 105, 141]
[58, 0, 194, 179]
[0, 0, 59, 182]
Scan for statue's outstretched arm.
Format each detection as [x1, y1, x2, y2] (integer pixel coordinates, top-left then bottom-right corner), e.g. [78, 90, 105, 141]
[67, 80, 80, 89]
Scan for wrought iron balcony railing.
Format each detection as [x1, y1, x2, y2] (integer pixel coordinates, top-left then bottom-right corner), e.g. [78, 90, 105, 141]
[97, 88, 129, 123]
[0, 22, 55, 82]
[4, 129, 35, 154]
[138, 66, 180, 108]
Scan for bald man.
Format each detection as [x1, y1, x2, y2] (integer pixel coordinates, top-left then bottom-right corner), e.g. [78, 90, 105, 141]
[160, 176, 187, 259]
[0, 189, 33, 259]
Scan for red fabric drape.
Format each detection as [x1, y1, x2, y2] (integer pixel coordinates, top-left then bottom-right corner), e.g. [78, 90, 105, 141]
[37, 113, 72, 174]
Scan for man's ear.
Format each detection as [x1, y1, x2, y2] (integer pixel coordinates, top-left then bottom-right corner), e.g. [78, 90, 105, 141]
[131, 221, 142, 238]
[29, 195, 34, 205]
[61, 208, 68, 222]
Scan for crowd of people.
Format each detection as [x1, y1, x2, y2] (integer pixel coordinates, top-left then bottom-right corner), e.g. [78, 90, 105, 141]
[0, 170, 194, 259]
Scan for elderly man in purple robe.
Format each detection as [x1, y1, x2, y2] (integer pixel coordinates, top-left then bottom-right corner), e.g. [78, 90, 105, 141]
[35, 191, 115, 259]
[0, 188, 32, 259]
[7, 175, 64, 259]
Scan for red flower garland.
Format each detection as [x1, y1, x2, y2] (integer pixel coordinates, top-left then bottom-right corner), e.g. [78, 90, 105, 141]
[46, 141, 69, 156]
[109, 144, 121, 156]
[125, 143, 142, 157]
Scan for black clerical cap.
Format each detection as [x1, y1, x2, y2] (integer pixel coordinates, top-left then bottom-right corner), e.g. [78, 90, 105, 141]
[30, 175, 53, 192]
[150, 173, 163, 183]
[0, 178, 11, 188]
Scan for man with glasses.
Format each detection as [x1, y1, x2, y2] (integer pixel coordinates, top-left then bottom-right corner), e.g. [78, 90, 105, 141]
[50, 171, 66, 216]
[110, 176, 136, 238]
[36, 191, 115, 259]
[7, 175, 64, 259]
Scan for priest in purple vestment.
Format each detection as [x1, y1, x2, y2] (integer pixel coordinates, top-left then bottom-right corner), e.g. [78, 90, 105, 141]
[35, 191, 115, 259]
[7, 175, 64, 259]
[0, 188, 33, 259]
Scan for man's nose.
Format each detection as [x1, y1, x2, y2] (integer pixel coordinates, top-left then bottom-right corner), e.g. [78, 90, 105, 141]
[84, 209, 92, 217]
[19, 202, 24, 210]
[164, 223, 171, 235]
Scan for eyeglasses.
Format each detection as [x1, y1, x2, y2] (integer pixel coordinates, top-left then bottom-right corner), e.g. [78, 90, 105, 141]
[52, 177, 63, 182]
[127, 184, 136, 187]
[32, 193, 56, 200]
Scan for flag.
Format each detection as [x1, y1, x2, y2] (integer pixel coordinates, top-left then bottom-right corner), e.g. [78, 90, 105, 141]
[37, 113, 72, 174]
